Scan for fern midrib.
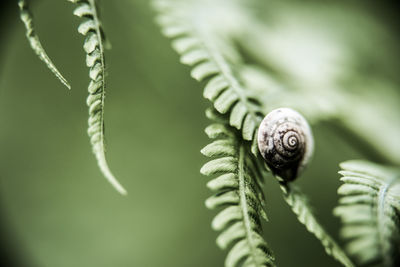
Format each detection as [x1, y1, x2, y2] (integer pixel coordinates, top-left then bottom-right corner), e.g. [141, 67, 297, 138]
[238, 143, 260, 266]
[195, 23, 261, 128]
[377, 176, 397, 265]
[88, 0, 106, 160]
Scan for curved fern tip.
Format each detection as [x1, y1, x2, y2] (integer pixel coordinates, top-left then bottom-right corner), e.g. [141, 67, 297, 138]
[110, 178, 127, 196]
[103, 169, 128, 196]
[97, 154, 127, 195]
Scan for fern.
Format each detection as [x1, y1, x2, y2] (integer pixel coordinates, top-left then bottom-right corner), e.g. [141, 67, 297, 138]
[279, 183, 355, 267]
[201, 120, 275, 267]
[69, 0, 126, 195]
[18, 0, 71, 89]
[153, 0, 264, 151]
[334, 160, 400, 267]
[153, 1, 357, 265]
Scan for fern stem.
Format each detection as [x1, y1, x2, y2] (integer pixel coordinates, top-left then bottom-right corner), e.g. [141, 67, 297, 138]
[18, 0, 71, 89]
[238, 144, 266, 266]
[89, 0, 126, 195]
[280, 183, 355, 267]
[377, 176, 397, 266]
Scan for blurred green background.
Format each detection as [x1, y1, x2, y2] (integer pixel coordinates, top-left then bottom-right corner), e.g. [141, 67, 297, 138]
[0, 1, 399, 266]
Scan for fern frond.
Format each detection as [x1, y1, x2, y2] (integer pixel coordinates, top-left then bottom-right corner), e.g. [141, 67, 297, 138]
[154, 1, 356, 265]
[201, 122, 275, 267]
[69, 0, 126, 195]
[18, 0, 71, 89]
[334, 160, 400, 267]
[279, 183, 355, 267]
[153, 0, 264, 149]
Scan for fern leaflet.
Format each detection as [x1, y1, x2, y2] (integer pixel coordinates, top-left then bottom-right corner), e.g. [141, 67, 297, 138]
[201, 121, 275, 267]
[279, 183, 355, 267]
[69, 0, 126, 195]
[153, 0, 264, 150]
[334, 160, 400, 267]
[18, 0, 71, 89]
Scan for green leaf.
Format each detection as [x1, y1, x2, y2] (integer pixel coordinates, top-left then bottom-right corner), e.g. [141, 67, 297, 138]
[334, 160, 400, 267]
[201, 122, 275, 267]
[153, 0, 263, 143]
[70, 0, 126, 195]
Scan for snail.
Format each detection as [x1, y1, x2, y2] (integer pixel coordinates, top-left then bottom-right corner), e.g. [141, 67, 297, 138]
[257, 108, 314, 181]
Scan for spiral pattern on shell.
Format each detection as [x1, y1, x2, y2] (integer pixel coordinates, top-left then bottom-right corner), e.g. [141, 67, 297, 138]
[257, 108, 314, 181]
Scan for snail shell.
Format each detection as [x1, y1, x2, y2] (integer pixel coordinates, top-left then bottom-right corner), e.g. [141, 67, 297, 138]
[257, 108, 314, 181]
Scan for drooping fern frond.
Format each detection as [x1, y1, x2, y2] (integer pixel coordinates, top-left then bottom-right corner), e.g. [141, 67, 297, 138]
[201, 120, 275, 267]
[153, 1, 356, 265]
[334, 160, 400, 267]
[18, 0, 71, 89]
[69, 0, 126, 195]
[279, 183, 355, 267]
[153, 0, 264, 150]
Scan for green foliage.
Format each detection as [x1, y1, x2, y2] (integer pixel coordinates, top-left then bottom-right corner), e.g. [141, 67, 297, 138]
[69, 0, 126, 195]
[280, 183, 354, 267]
[153, 0, 357, 265]
[201, 121, 274, 267]
[18, 0, 71, 89]
[334, 160, 400, 267]
[9, 0, 400, 266]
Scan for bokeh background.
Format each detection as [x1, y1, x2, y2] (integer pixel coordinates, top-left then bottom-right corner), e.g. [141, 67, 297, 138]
[0, 1, 399, 266]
